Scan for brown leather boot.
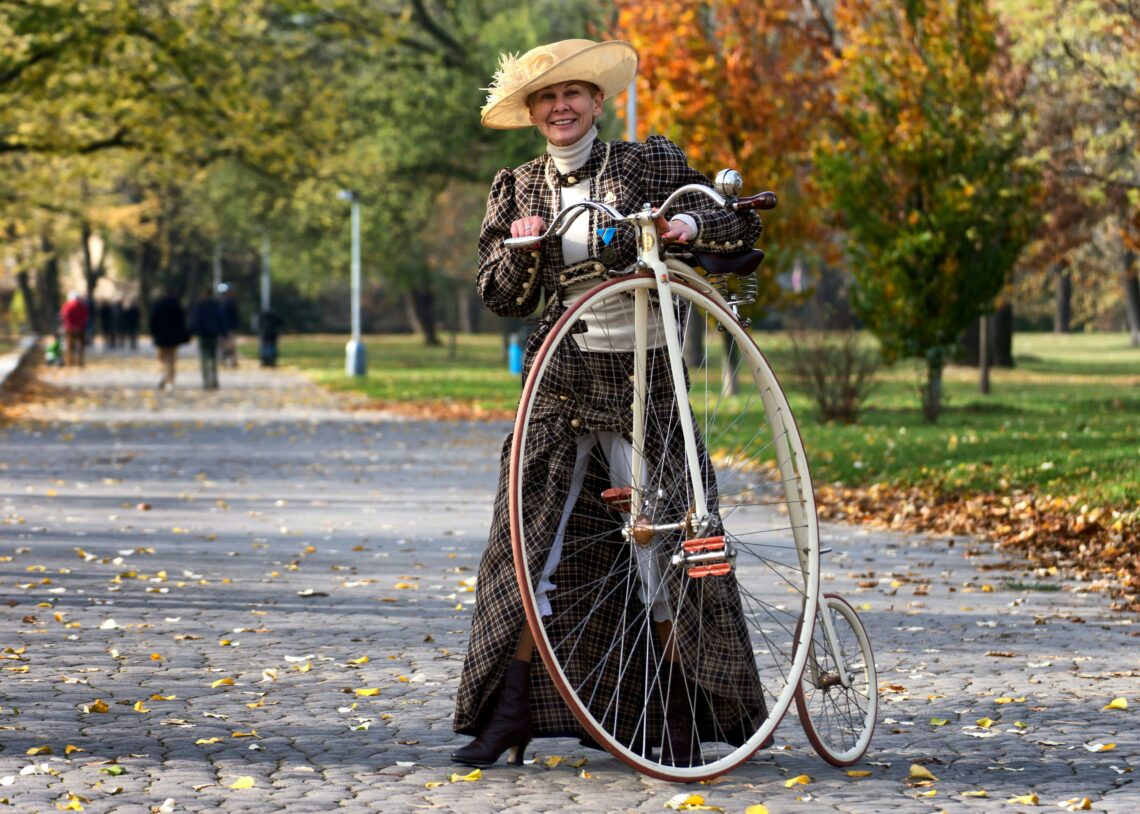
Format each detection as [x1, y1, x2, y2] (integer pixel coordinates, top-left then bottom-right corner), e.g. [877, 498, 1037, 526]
[451, 659, 532, 768]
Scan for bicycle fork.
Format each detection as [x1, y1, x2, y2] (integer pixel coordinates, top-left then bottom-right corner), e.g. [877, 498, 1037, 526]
[627, 214, 711, 537]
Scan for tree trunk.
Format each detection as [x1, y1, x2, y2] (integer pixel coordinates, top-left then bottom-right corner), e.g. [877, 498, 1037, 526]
[991, 303, 1014, 368]
[15, 270, 43, 334]
[410, 284, 440, 346]
[1123, 247, 1140, 347]
[979, 312, 990, 394]
[959, 316, 980, 366]
[1053, 263, 1071, 333]
[81, 220, 107, 298]
[684, 306, 704, 367]
[40, 248, 61, 334]
[922, 349, 945, 423]
[720, 332, 739, 396]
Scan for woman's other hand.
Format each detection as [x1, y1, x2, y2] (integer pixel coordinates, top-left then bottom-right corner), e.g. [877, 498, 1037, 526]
[510, 216, 547, 246]
[656, 216, 695, 243]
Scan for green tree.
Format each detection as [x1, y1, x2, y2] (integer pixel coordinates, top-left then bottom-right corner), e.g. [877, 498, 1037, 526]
[814, 0, 1040, 421]
[995, 0, 1140, 343]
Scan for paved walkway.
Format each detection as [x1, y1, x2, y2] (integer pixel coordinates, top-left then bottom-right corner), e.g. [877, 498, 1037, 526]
[0, 346, 1135, 813]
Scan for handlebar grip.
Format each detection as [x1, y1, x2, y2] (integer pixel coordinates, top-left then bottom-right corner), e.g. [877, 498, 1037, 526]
[729, 191, 777, 211]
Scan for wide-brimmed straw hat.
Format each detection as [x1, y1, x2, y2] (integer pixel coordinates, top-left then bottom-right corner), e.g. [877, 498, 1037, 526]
[480, 39, 638, 130]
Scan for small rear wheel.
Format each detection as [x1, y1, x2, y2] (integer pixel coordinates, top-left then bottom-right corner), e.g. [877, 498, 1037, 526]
[795, 594, 877, 766]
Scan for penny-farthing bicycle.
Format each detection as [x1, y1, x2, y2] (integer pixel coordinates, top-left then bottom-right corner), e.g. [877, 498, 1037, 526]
[507, 171, 876, 781]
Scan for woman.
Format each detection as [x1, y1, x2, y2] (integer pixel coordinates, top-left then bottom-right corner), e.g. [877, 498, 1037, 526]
[453, 39, 764, 769]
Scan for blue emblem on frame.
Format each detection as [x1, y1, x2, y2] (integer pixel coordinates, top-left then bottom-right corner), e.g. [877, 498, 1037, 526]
[596, 227, 617, 246]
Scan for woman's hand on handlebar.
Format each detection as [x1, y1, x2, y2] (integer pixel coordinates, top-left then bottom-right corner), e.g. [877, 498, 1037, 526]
[655, 215, 695, 244]
[510, 216, 547, 247]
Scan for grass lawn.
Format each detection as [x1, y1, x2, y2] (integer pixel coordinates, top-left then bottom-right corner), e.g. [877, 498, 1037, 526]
[265, 331, 1140, 512]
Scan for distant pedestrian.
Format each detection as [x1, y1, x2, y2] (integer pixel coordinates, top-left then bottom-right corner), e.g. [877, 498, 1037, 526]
[149, 288, 188, 390]
[258, 309, 280, 367]
[98, 300, 115, 349]
[60, 291, 89, 367]
[121, 299, 141, 350]
[217, 283, 241, 368]
[188, 286, 227, 389]
[111, 298, 125, 349]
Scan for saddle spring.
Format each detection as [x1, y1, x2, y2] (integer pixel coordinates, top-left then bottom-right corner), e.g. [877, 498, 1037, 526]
[706, 272, 759, 328]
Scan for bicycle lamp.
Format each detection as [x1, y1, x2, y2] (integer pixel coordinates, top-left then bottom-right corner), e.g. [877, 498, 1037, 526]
[714, 169, 743, 197]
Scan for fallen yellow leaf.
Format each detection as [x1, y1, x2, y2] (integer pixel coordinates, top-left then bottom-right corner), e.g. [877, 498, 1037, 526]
[133, 701, 151, 713]
[231, 730, 259, 739]
[1007, 792, 1038, 804]
[961, 790, 988, 798]
[424, 781, 445, 788]
[195, 738, 224, 745]
[930, 717, 949, 726]
[845, 770, 871, 777]
[84, 699, 109, 714]
[1084, 742, 1115, 752]
[449, 769, 482, 782]
[1102, 697, 1128, 710]
[210, 677, 234, 688]
[228, 776, 255, 790]
[543, 755, 562, 768]
[26, 745, 53, 755]
[1060, 797, 1092, 811]
[976, 717, 996, 729]
[916, 789, 937, 798]
[908, 765, 938, 781]
[784, 774, 810, 787]
[744, 806, 769, 814]
[348, 656, 369, 665]
[353, 688, 380, 697]
[64, 745, 85, 755]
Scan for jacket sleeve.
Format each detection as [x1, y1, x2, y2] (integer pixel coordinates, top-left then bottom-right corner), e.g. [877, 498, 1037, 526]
[476, 168, 544, 318]
[641, 136, 762, 253]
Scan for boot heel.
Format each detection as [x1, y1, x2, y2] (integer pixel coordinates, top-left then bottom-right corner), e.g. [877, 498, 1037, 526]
[506, 740, 530, 766]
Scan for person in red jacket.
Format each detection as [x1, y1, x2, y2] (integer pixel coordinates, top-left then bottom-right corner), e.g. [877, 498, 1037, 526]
[59, 291, 89, 367]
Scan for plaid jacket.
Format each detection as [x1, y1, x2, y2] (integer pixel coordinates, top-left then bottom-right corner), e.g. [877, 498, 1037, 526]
[455, 138, 768, 744]
[477, 135, 762, 323]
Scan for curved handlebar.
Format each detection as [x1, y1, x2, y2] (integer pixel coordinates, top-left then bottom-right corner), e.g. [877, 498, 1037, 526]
[502, 180, 776, 250]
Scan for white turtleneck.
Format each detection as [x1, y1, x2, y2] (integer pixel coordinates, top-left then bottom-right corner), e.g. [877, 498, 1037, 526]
[547, 125, 598, 175]
[547, 127, 597, 266]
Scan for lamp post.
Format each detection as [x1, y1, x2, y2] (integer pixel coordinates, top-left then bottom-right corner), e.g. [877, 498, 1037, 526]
[338, 189, 366, 376]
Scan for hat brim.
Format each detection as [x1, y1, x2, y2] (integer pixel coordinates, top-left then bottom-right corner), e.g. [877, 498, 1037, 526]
[481, 41, 638, 130]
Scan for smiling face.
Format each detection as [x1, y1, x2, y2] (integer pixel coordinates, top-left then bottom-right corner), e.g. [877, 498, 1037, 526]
[527, 81, 604, 147]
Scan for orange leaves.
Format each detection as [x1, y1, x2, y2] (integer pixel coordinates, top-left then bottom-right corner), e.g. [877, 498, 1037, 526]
[815, 484, 1138, 609]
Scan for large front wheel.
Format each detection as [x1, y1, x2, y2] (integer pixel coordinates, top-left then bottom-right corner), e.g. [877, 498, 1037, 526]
[510, 273, 820, 781]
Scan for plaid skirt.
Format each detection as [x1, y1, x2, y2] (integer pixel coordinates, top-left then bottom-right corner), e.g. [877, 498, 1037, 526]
[453, 329, 766, 742]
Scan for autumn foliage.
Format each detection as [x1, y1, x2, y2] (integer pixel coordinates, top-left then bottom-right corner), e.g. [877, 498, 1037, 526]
[613, 0, 838, 293]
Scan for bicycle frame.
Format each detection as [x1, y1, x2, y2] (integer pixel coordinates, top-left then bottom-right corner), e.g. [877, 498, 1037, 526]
[506, 183, 853, 690]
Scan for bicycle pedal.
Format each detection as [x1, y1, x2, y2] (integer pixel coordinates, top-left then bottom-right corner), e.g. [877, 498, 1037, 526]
[682, 536, 726, 554]
[601, 487, 632, 513]
[687, 563, 732, 579]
